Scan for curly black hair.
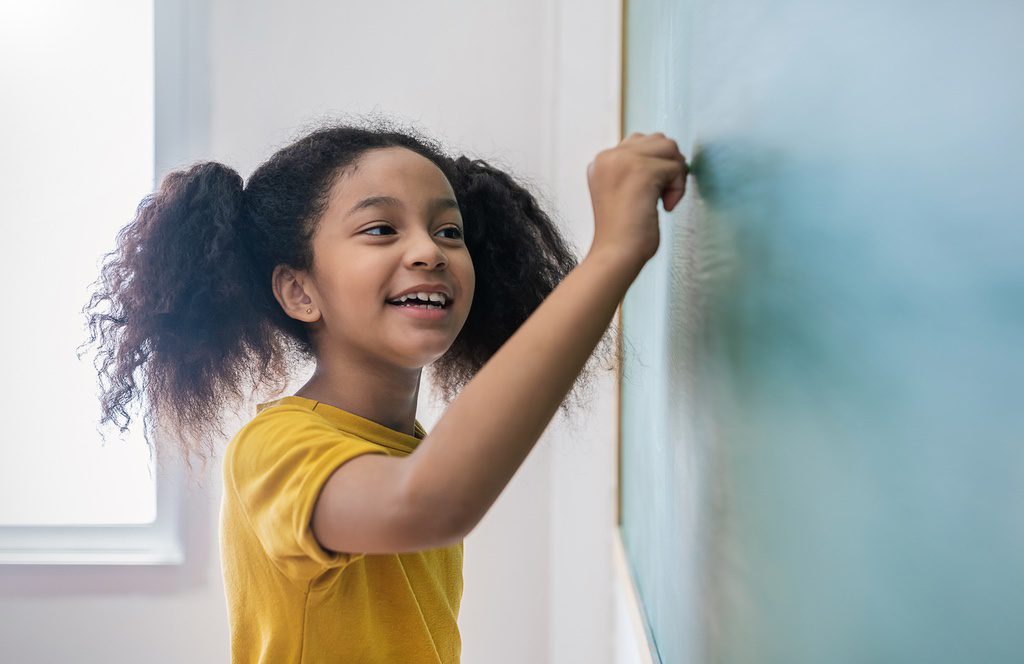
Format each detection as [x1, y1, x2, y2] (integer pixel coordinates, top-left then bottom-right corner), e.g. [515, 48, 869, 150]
[77, 115, 618, 478]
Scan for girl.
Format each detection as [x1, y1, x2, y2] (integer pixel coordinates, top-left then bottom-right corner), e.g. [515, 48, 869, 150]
[79, 118, 688, 663]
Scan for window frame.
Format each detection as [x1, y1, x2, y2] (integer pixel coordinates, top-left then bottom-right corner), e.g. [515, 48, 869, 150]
[0, 0, 207, 566]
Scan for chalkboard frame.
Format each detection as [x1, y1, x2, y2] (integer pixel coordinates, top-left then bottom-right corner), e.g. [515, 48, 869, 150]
[612, 1, 661, 662]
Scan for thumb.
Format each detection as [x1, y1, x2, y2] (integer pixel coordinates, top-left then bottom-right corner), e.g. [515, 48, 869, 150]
[661, 174, 687, 212]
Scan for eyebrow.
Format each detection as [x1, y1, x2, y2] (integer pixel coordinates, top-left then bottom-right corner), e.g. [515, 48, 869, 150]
[346, 195, 460, 219]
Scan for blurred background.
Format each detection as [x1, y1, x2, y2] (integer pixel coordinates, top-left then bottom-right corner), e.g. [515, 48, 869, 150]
[0, 0, 622, 662]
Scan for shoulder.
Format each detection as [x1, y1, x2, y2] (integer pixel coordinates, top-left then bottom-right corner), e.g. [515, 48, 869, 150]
[225, 402, 367, 474]
[234, 401, 323, 441]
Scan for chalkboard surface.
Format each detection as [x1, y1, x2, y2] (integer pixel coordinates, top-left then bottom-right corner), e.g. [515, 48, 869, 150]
[618, 2, 1024, 663]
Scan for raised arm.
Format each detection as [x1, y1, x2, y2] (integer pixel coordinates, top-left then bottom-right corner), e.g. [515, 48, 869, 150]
[404, 132, 689, 537]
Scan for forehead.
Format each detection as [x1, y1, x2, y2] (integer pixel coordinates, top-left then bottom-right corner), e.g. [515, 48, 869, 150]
[331, 147, 454, 202]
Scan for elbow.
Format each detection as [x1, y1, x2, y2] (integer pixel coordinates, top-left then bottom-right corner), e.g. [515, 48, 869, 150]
[412, 494, 470, 549]
[438, 513, 471, 547]
[400, 463, 472, 548]
[444, 503, 476, 543]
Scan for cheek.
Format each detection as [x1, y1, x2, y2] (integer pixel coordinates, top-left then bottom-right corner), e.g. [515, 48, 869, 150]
[324, 278, 382, 322]
[458, 255, 476, 301]
[331, 260, 384, 303]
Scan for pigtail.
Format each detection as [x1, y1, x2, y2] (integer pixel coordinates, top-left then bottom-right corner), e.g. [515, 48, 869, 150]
[78, 161, 289, 477]
[430, 156, 619, 419]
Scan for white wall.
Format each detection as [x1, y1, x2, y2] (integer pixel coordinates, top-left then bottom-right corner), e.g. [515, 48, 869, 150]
[546, 0, 624, 662]
[0, 0, 622, 661]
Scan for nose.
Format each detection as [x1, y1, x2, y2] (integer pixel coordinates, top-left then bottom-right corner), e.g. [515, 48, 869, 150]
[405, 228, 448, 269]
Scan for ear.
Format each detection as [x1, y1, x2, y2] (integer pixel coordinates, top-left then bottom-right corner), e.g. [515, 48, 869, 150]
[272, 264, 320, 322]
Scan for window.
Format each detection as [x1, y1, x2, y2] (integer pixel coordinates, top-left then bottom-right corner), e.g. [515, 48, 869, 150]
[0, 0, 186, 565]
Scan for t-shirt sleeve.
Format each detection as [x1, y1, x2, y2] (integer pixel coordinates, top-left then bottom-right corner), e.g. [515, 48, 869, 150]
[228, 406, 389, 582]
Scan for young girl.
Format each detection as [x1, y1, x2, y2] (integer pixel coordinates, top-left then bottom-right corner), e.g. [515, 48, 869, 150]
[79, 118, 687, 663]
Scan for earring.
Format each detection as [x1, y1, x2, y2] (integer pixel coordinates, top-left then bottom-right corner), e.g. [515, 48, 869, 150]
[306, 308, 312, 314]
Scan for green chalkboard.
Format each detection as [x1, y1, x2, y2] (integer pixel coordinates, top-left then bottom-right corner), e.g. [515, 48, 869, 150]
[618, 1, 1024, 663]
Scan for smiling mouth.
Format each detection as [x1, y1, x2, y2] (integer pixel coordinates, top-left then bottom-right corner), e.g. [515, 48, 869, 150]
[385, 299, 450, 310]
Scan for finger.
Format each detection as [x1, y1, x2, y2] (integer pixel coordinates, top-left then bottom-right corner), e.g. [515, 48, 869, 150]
[663, 180, 687, 211]
[650, 157, 687, 211]
[662, 177, 686, 211]
[630, 135, 686, 162]
[647, 132, 688, 162]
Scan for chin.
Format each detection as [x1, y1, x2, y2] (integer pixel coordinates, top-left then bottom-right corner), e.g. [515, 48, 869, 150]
[394, 348, 450, 370]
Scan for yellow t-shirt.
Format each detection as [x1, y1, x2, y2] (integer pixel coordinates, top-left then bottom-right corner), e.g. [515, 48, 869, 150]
[219, 395, 464, 663]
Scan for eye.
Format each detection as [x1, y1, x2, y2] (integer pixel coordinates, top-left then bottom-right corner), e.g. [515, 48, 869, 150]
[439, 226, 464, 239]
[362, 224, 396, 236]
[361, 224, 463, 239]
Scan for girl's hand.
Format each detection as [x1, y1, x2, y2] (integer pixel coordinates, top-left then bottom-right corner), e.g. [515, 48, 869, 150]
[586, 132, 689, 269]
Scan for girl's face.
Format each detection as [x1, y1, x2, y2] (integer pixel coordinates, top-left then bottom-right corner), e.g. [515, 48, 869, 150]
[305, 147, 475, 370]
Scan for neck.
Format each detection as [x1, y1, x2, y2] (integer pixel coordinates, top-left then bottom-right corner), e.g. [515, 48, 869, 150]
[294, 361, 422, 437]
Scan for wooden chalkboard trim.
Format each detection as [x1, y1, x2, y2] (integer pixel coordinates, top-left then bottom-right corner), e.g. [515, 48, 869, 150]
[614, 0, 628, 530]
[612, 526, 658, 664]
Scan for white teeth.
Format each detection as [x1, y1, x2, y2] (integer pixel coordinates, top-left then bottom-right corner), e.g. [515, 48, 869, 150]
[392, 292, 447, 305]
